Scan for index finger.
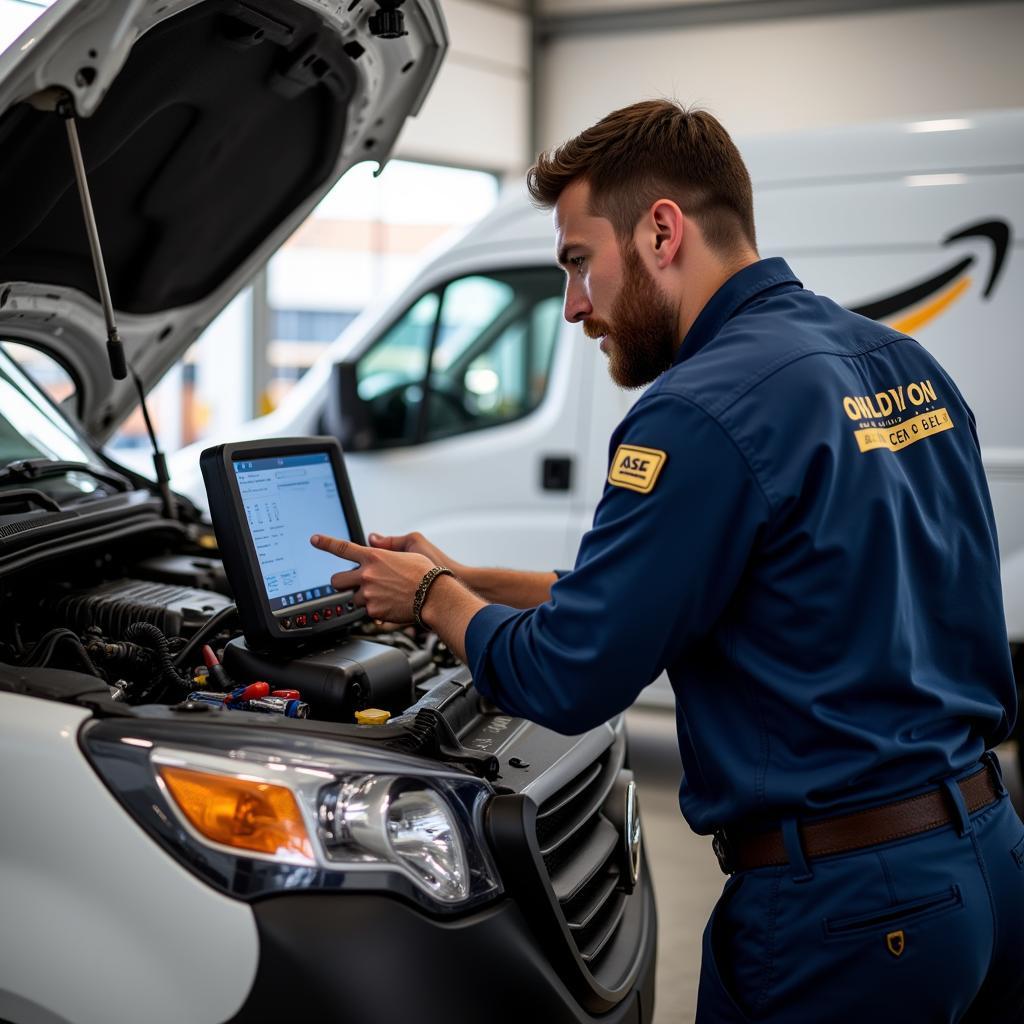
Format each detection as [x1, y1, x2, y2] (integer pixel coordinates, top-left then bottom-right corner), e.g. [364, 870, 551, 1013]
[310, 533, 372, 564]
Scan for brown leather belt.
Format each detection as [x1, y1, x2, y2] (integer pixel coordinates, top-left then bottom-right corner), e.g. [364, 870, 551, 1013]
[713, 762, 1002, 874]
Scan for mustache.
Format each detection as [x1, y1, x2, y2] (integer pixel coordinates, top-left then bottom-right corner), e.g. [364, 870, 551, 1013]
[583, 318, 611, 340]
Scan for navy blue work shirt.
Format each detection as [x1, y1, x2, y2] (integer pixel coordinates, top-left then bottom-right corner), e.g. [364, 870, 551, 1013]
[465, 257, 1016, 834]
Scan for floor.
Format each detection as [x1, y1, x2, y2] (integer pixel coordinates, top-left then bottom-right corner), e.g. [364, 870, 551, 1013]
[623, 706, 1024, 1024]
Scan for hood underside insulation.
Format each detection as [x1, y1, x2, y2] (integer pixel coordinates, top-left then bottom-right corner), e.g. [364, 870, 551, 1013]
[0, 0, 357, 314]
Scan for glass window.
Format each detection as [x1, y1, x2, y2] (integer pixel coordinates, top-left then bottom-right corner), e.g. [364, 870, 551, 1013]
[351, 268, 564, 449]
[354, 292, 440, 445]
[1, 342, 78, 416]
[265, 160, 499, 409]
[0, 345, 99, 469]
[424, 269, 564, 442]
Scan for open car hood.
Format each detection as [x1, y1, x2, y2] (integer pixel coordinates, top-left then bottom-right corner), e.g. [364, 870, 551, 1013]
[0, 0, 446, 439]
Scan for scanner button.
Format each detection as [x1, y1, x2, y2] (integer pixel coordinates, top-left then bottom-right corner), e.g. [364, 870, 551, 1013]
[312, 612, 320, 623]
[282, 618, 292, 629]
[295, 614, 308, 627]
[323, 608, 333, 619]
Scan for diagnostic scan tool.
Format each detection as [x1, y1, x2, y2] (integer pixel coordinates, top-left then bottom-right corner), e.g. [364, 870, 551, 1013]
[201, 437, 366, 652]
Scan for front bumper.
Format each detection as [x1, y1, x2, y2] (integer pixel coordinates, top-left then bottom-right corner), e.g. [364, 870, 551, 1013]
[225, 871, 656, 1024]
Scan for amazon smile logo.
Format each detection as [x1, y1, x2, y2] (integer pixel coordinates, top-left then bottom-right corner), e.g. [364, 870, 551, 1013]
[848, 219, 1012, 334]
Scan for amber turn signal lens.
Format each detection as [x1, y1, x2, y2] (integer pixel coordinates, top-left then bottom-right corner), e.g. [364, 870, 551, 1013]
[158, 765, 315, 864]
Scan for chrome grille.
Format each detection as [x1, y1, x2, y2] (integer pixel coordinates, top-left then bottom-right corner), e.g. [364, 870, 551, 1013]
[534, 734, 629, 968]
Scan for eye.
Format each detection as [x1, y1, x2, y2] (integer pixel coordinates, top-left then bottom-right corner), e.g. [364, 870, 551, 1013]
[570, 255, 586, 275]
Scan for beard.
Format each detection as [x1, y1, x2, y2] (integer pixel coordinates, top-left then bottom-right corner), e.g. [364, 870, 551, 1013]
[582, 240, 678, 389]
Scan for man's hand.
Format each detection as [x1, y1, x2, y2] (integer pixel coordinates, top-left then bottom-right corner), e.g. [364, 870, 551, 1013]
[368, 531, 557, 608]
[311, 533, 433, 625]
[311, 532, 486, 663]
[367, 531, 461, 573]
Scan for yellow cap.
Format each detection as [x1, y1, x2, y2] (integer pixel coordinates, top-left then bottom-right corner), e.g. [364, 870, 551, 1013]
[355, 708, 391, 726]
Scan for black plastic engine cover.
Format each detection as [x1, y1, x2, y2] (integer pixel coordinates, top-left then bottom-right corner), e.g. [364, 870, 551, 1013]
[222, 635, 413, 719]
[52, 578, 234, 637]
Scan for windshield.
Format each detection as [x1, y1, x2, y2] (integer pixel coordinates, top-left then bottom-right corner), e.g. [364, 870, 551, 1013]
[0, 345, 103, 469]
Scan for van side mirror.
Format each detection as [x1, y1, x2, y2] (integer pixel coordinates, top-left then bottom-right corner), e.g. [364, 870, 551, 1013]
[324, 361, 377, 452]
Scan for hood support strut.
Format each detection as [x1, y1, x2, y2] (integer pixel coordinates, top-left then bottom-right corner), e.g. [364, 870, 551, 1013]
[55, 96, 176, 521]
[57, 97, 127, 382]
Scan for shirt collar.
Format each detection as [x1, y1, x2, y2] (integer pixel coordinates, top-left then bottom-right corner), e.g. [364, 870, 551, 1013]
[673, 257, 802, 366]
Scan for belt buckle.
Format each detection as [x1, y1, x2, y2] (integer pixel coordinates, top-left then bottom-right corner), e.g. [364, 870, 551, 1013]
[981, 749, 1008, 797]
[712, 829, 736, 875]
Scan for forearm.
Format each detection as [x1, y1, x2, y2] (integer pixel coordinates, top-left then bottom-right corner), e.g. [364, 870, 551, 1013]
[455, 565, 557, 608]
[419, 573, 487, 664]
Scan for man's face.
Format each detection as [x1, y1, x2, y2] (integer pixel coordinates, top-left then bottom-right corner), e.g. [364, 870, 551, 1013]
[554, 179, 678, 389]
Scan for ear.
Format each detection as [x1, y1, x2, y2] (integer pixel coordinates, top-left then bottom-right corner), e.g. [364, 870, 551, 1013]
[644, 199, 684, 268]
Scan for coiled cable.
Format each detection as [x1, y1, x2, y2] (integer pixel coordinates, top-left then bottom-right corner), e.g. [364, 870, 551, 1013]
[124, 621, 191, 697]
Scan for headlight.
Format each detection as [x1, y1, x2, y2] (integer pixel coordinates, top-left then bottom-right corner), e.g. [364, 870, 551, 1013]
[82, 717, 501, 913]
[320, 776, 472, 903]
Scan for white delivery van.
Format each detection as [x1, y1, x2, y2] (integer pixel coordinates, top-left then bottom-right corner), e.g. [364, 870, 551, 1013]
[170, 110, 1024, 657]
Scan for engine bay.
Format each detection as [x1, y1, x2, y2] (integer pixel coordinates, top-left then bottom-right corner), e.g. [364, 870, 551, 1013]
[0, 436, 535, 786]
[1, 546, 456, 718]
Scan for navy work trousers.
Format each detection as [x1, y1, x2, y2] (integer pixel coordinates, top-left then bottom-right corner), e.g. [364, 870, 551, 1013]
[696, 782, 1024, 1021]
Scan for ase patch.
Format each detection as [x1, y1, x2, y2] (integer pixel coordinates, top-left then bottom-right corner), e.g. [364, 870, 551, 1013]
[608, 444, 667, 494]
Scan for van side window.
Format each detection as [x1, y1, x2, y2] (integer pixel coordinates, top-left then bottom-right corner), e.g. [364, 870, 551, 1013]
[355, 292, 440, 445]
[352, 268, 563, 449]
[424, 269, 563, 442]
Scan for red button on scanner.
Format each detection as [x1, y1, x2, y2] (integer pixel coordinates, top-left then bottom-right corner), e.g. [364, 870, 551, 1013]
[295, 614, 308, 627]
[312, 612, 320, 623]
[336, 604, 344, 615]
[324, 607, 333, 619]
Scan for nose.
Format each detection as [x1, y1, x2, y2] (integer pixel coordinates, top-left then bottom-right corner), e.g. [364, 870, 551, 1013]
[563, 280, 592, 324]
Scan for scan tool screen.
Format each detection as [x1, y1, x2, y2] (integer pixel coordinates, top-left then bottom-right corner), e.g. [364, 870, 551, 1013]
[233, 452, 357, 611]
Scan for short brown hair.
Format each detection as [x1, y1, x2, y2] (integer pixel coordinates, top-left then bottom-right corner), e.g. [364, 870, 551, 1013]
[527, 100, 756, 255]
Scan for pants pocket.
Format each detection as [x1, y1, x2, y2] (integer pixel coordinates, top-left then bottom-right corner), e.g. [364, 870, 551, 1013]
[823, 885, 963, 939]
[696, 878, 754, 1023]
[1012, 833, 1024, 870]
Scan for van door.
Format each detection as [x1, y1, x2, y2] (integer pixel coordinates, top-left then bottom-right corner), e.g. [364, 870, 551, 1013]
[342, 266, 586, 570]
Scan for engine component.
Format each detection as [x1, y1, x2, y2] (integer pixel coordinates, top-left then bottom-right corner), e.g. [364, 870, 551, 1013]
[123, 622, 191, 694]
[355, 708, 391, 726]
[222, 635, 413, 720]
[52, 578, 234, 637]
[132, 554, 229, 593]
[84, 634, 154, 675]
[22, 627, 102, 678]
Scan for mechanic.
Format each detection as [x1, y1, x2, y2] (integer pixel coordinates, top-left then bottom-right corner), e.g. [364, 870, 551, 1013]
[311, 100, 1024, 1022]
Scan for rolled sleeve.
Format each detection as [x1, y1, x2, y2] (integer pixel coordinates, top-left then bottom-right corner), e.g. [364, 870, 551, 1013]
[465, 393, 772, 734]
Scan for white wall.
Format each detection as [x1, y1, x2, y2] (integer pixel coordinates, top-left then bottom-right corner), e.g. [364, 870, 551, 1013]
[537, 2, 1024, 147]
[394, 0, 531, 174]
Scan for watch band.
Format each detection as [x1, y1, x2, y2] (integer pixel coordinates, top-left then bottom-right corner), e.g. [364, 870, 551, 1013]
[413, 566, 455, 628]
